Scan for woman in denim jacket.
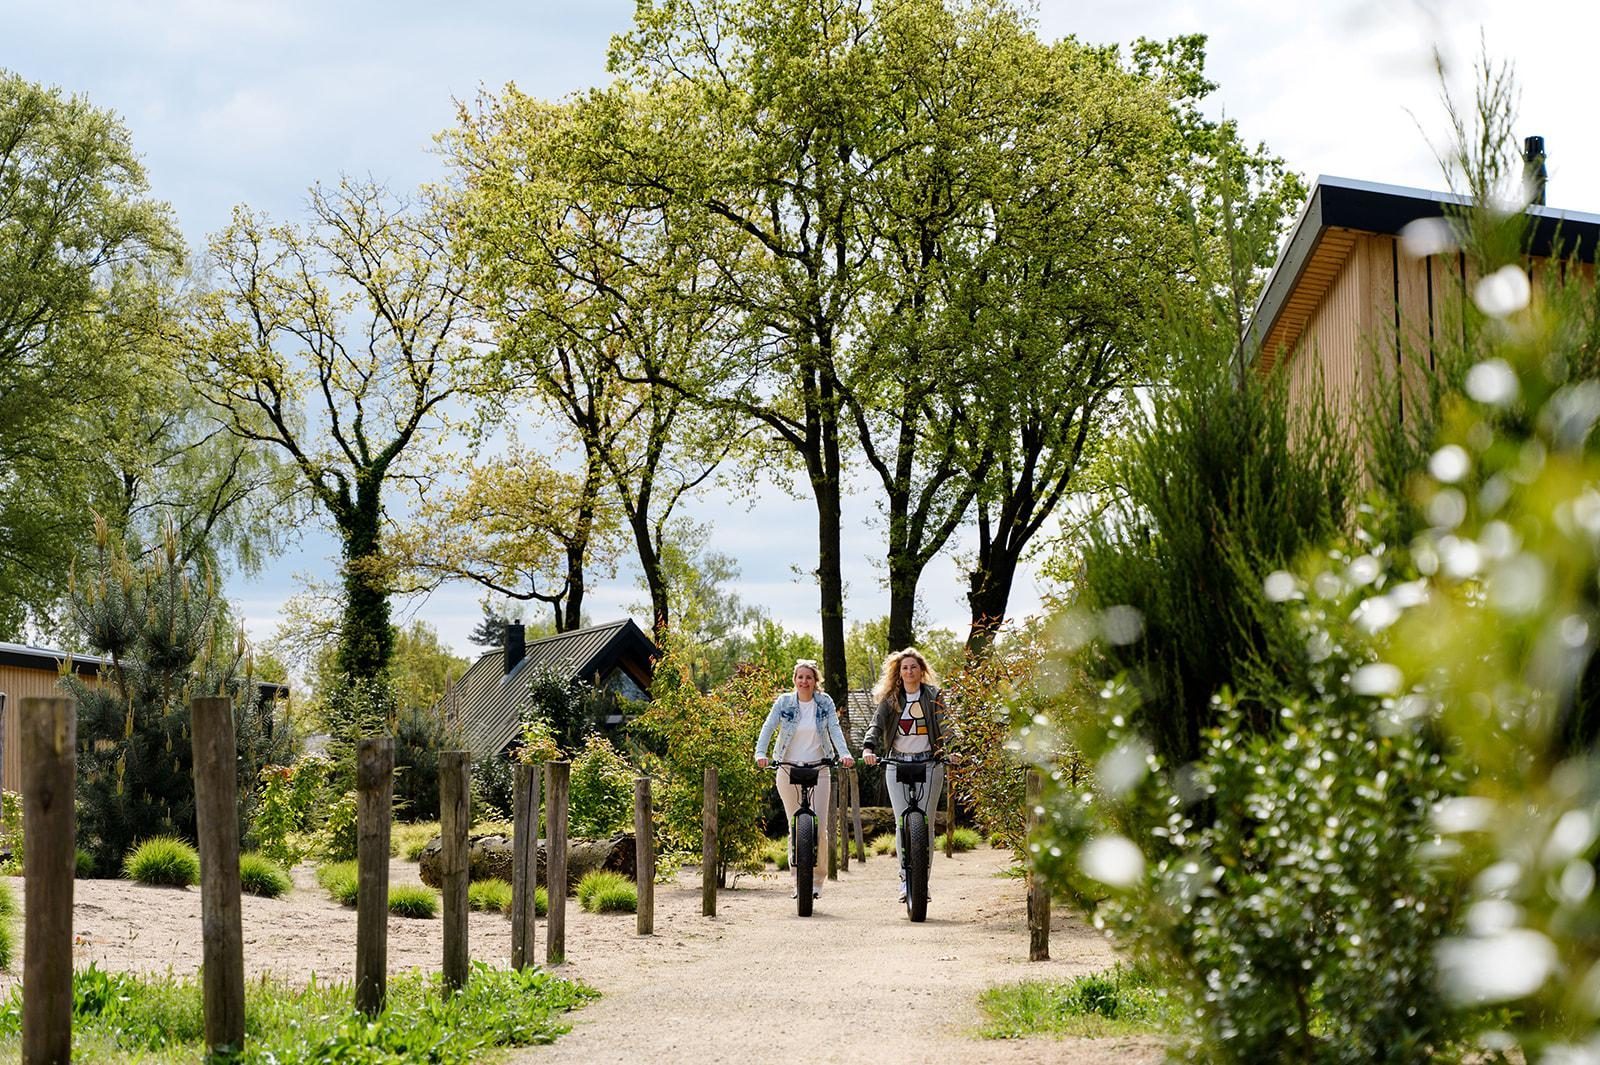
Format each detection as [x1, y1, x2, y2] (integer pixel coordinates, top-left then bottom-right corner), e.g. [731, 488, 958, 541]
[754, 660, 855, 898]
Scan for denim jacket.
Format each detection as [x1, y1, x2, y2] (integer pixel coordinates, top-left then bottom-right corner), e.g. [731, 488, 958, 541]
[755, 690, 851, 763]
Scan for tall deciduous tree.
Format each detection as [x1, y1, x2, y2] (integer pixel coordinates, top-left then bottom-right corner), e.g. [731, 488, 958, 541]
[0, 72, 182, 634]
[187, 181, 478, 685]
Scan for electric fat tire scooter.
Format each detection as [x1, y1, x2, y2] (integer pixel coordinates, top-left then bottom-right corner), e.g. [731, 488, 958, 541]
[770, 759, 835, 917]
[883, 755, 937, 922]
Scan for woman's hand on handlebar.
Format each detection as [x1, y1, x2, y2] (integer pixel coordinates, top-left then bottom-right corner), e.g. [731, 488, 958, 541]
[755, 756, 769, 768]
[840, 755, 855, 768]
[862, 751, 877, 766]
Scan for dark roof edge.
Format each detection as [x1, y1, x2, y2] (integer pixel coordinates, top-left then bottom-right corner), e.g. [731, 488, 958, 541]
[0, 642, 289, 698]
[1244, 174, 1600, 363]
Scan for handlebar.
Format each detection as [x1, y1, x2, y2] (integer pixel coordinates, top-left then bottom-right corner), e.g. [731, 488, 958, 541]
[766, 759, 838, 770]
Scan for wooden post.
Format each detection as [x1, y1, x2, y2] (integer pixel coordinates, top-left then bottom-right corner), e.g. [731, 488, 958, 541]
[191, 696, 246, 1055]
[635, 776, 655, 936]
[945, 780, 957, 858]
[701, 766, 717, 916]
[355, 737, 395, 1013]
[1026, 768, 1050, 962]
[511, 762, 541, 970]
[827, 771, 839, 880]
[440, 750, 471, 994]
[851, 768, 866, 861]
[546, 761, 570, 964]
[21, 697, 74, 1065]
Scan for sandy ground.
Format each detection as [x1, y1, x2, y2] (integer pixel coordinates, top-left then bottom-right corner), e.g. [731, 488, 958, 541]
[0, 848, 1164, 1064]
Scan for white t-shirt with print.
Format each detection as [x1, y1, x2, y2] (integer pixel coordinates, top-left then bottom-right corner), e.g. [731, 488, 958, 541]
[891, 690, 932, 755]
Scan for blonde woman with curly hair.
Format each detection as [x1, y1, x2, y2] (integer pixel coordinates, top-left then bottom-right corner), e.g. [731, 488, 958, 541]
[861, 647, 947, 903]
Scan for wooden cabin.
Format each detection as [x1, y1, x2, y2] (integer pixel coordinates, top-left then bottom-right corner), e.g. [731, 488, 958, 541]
[1245, 175, 1600, 414]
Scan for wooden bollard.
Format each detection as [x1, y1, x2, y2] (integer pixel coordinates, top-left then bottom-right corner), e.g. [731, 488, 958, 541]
[851, 768, 866, 861]
[1026, 768, 1050, 961]
[701, 766, 717, 916]
[635, 776, 655, 936]
[838, 769, 850, 872]
[511, 762, 541, 970]
[191, 696, 246, 1055]
[355, 736, 395, 1013]
[546, 761, 570, 964]
[21, 697, 74, 1065]
[826, 771, 839, 880]
[440, 750, 471, 993]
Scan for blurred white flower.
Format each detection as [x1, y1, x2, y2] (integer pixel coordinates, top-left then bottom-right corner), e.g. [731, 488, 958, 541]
[1436, 929, 1556, 1004]
[1400, 216, 1457, 258]
[1474, 264, 1532, 318]
[1263, 570, 1299, 603]
[1432, 796, 1495, 834]
[1350, 662, 1403, 696]
[1097, 739, 1152, 798]
[1100, 605, 1144, 646]
[1352, 595, 1400, 634]
[1466, 359, 1520, 406]
[1429, 444, 1471, 484]
[1545, 809, 1597, 866]
[1079, 835, 1145, 888]
[1489, 554, 1548, 616]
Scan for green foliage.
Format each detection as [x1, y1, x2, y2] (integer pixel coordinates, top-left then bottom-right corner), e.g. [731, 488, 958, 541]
[320, 675, 399, 794]
[239, 852, 292, 898]
[758, 837, 789, 871]
[254, 756, 328, 867]
[392, 820, 438, 861]
[312, 790, 360, 862]
[869, 833, 896, 856]
[939, 827, 982, 853]
[75, 848, 94, 879]
[471, 752, 515, 822]
[315, 861, 359, 906]
[978, 965, 1172, 1039]
[0, 960, 596, 1062]
[0, 790, 20, 875]
[468, 878, 513, 914]
[387, 884, 438, 919]
[0, 879, 14, 969]
[122, 837, 200, 888]
[569, 734, 636, 838]
[631, 638, 773, 883]
[394, 702, 450, 822]
[576, 871, 637, 914]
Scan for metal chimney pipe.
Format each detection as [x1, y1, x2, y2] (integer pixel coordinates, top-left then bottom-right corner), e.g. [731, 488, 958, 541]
[503, 622, 525, 675]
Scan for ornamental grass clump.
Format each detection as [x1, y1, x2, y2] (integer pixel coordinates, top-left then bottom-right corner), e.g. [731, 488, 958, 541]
[939, 827, 982, 853]
[869, 833, 896, 856]
[576, 871, 636, 914]
[468, 878, 513, 913]
[0, 880, 14, 969]
[388, 884, 438, 918]
[123, 837, 200, 887]
[239, 852, 292, 898]
[315, 860, 359, 906]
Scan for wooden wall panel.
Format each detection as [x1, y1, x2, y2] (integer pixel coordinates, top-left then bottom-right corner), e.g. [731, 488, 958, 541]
[0, 665, 83, 794]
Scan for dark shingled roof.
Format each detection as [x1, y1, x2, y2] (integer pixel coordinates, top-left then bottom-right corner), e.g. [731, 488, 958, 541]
[440, 619, 658, 758]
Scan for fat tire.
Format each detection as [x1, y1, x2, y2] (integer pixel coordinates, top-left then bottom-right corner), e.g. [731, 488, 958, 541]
[906, 810, 929, 922]
[795, 813, 816, 917]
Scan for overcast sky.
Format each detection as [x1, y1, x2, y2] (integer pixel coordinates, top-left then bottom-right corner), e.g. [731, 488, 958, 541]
[9, 0, 1598, 661]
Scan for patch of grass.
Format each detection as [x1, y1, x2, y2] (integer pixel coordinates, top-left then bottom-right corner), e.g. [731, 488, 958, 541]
[75, 848, 96, 878]
[869, 833, 897, 856]
[759, 837, 790, 871]
[238, 852, 292, 898]
[315, 860, 359, 906]
[939, 827, 982, 853]
[0, 879, 14, 969]
[576, 871, 636, 914]
[0, 959, 596, 1062]
[387, 884, 438, 918]
[469, 878, 512, 913]
[472, 818, 513, 838]
[977, 965, 1172, 1039]
[123, 837, 200, 887]
[392, 820, 438, 861]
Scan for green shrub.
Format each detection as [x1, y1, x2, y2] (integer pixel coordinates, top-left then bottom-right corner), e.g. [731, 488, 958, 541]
[394, 703, 449, 822]
[569, 734, 635, 837]
[576, 871, 636, 914]
[239, 852, 292, 898]
[869, 833, 896, 856]
[388, 884, 438, 918]
[979, 965, 1172, 1039]
[0, 880, 14, 970]
[469, 878, 513, 913]
[315, 860, 359, 906]
[759, 837, 789, 870]
[312, 789, 359, 862]
[939, 827, 981, 853]
[393, 820, 438, 861]
[254, 757, 327, 867]
[74, 848, 94, 879]
[0, 791, 20, 875]
[123, 837, 200, 887]
[471, 751, 515, 822]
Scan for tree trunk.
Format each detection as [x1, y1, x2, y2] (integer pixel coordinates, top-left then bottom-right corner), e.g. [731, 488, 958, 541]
[886, 555, 918, 654]
[337, 479, 394, 682]
[965, 519, 1022, 657]
[628, 511, 671, 643]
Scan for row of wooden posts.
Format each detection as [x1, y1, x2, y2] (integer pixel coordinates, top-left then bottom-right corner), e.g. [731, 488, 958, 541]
[15, 694, 1053, 1064]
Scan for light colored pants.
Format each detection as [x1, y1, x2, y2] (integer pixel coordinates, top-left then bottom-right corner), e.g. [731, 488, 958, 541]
[775, 765, 831, 874]
[886, 759, 943, 883]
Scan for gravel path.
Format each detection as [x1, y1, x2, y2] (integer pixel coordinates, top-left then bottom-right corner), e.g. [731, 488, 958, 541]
[506, 846, 1164, 1065]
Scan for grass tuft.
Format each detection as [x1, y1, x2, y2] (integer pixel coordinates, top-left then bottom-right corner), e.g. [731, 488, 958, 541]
[469, 878, 513, 913]
[123, 837, 200, 887]
[392, 820, 438, 861]
[315, 860, 359, 906]
[978, 965, 1172, 1039]
[869, 833, 897, 856]
[388, 884, 438, 918]
[576, 870, 636, 913]
[239, 852, 292, 898]
[759, 837, 790, 870]
[0, 880, 14, 969]
[939, 827, 983, 853]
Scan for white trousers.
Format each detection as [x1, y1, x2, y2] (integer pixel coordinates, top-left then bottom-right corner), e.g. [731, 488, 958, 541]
[886, 759, 943, 883]
[775, 765, 831, 874]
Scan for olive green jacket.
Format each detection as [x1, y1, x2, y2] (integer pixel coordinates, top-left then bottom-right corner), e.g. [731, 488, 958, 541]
[861, 683, 945, 757]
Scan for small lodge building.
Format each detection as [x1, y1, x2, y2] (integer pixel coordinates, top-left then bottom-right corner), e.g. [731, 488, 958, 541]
[0, 641, 290, 793]
[438, 619, 658, 760]
[1245, 166, 1600, 408]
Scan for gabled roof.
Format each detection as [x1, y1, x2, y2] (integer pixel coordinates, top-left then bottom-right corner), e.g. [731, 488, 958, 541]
[443, 619, 658, 758]
[1245, 175, 1600, 370]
